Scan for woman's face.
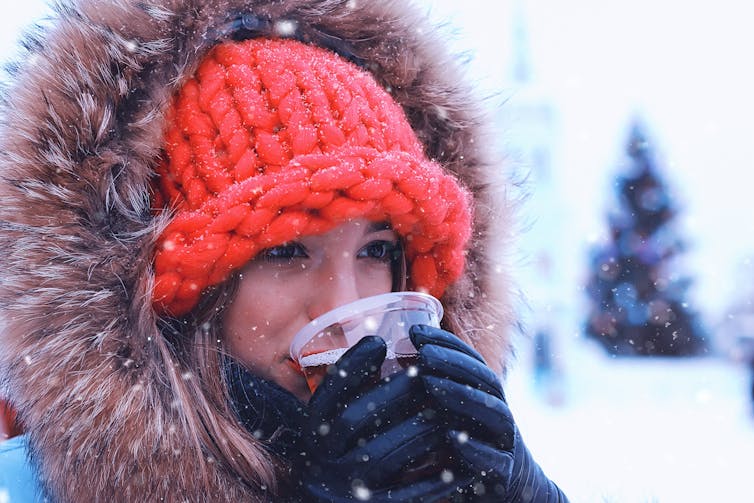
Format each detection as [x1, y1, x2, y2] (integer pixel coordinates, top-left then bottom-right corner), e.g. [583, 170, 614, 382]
[222, 218, 399, 400]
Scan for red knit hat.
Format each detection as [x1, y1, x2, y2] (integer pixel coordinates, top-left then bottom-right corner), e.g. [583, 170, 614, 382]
[152, 38, 472, 316]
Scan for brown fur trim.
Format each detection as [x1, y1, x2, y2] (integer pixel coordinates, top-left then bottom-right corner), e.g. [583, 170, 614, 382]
[0, 0, 515, 500]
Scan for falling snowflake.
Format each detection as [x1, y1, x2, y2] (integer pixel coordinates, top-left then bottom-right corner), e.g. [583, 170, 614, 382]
[274, 19, 298, 36]
[352, 480, 372, 501]
[441, 469, 454, 483]
[364, 316, 378, 332]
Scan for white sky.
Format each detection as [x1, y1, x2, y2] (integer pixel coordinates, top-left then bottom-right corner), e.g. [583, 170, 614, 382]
[424, 0, 754, 331]
[2, 0, 753, 332]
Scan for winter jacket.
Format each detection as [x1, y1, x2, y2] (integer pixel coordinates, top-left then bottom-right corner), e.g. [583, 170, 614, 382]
[0, 0, 514, 501]
[0, 435, 43, 502]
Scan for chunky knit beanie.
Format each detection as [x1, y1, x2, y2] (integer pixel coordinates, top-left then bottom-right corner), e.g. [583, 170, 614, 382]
[152, 38, 473, 316]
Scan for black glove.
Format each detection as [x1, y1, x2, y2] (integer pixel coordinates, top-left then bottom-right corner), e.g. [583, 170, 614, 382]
[300, 335, 468, 502]
[410, 324, 570, 503]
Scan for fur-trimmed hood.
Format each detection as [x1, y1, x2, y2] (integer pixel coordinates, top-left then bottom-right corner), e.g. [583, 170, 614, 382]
[0, 0, 514, 500]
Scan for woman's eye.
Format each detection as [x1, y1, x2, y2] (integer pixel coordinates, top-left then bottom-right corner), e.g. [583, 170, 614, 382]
[261, 243, 308, 262]
[358, 241, 398, 262]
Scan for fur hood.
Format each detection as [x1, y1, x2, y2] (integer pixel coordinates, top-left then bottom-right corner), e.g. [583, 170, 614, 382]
[0, 0, 515, 500]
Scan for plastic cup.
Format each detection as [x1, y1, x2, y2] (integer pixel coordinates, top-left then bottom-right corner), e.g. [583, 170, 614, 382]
[289, 292, 443, 393]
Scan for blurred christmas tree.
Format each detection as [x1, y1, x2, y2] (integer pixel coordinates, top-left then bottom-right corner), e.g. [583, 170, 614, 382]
[584, 121, 707, 356]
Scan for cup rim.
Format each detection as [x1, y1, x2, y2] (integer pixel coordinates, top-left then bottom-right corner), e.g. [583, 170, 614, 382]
[289, 291, 443, 360]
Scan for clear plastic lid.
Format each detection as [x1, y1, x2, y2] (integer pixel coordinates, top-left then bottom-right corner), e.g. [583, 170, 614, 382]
[289, 291, 443, 362]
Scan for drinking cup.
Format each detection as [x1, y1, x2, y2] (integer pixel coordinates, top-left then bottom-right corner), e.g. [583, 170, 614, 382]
[289, 291, 443, 393]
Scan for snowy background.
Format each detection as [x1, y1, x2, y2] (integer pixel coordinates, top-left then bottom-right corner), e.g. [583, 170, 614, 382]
[2, 1, 754, 501]
[420, 1, 754, 501]
[506, 338, 754, 502]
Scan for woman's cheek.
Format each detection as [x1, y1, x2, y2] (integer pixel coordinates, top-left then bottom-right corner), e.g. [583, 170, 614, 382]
[358, 262, 393, 296]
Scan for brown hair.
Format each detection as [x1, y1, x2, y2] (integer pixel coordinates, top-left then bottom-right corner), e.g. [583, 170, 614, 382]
[157, 273, 284, 494]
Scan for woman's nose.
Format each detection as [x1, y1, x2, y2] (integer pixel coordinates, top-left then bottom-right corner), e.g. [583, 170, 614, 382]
[306, 260, 360, 320]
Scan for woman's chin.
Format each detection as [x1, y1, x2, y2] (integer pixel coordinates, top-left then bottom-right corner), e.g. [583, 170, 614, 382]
[277, 362, 313, 402]
[285, 380, 312, 402]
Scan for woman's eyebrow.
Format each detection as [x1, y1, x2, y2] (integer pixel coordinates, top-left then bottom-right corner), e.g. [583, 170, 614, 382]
[367, 221, 391, 232]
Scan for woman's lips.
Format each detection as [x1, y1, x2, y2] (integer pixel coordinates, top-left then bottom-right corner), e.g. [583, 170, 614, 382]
[285, 357, 304, 376]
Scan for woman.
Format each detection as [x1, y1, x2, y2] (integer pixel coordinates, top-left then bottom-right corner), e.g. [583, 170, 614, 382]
[0, 0, 568, 501]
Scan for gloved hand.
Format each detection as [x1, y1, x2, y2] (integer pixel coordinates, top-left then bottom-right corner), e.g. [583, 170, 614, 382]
[299, 335, 468, 502]
[410, 324, 570, 503]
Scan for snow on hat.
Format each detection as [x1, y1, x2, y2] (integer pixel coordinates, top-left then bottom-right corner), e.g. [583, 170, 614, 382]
[152, 38, 472, 316]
